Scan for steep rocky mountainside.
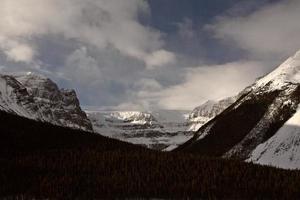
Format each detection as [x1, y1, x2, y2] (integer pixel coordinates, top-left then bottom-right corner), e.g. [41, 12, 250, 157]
[177, 50, 300, 169]
[0, 72, 93, 131]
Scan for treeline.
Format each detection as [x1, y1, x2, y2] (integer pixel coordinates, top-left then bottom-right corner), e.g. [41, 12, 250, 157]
[0, 111, 300, 199]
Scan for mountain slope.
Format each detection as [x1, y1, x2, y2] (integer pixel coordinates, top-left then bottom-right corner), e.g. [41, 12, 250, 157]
[176, 50, 300, 168]
[247, 106, 300, 169]
[0, 73, 93, 131]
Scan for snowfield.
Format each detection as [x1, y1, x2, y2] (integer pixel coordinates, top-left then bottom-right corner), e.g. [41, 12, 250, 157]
[248, 106, 300, 169]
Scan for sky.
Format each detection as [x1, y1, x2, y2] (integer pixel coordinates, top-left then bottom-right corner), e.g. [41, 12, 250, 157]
[0, 0, 299, 110]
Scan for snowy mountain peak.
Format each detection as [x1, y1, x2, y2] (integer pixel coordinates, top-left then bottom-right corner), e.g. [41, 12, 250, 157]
[254, 50, 300, 90]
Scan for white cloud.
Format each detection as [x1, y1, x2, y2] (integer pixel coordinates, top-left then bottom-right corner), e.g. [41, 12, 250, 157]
[0, 0, 174, 66]
[156, 61, 265, 110]
[112, 61, 266, 110]
[62, 47, 102, 86]
[4, 43, 34, 63]
[145, 50, 176, 69]
[209, 0, 300, 60]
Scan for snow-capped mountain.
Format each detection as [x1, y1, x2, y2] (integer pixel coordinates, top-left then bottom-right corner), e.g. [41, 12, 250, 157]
[106, 111, 161, 127]
[86, 109, 192, 150]
[177, 50, 300, 169]
[0, 72, 93, 131]
[188, 97, 236, 131]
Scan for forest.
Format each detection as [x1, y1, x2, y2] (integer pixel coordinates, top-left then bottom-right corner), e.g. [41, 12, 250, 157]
[0, 110, 300, 199]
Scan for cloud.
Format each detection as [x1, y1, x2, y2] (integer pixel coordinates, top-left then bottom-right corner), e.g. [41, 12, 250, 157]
[177, 18, 196, 39]
[145, 50, 176, 69]
[99, 78, 164, 111]
[0, 0, 178, 109]
[0, 0, 294, 111]
[208, 0, 300, 60]
[0, 0, 175, 66]
[4, 43, 35, 63]
[62, 47, 103, 86]
[156, 61, 265, 110]
[110, 61, 266, 111]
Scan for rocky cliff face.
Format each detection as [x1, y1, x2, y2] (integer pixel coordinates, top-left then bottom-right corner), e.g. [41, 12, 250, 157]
[0, 72, 93, 131]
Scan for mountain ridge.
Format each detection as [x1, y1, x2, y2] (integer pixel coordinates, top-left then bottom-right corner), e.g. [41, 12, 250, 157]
[176, 50, 300, 169]
[86, 109, 193, 150]
[0, 72, 93, 131]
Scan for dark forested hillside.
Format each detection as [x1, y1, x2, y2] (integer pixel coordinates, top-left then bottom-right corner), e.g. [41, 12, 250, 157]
[0, 110, 300, 199]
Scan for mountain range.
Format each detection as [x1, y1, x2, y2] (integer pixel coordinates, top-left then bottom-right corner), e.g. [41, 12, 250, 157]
[0, 71, 230, 151]
[1, 50, 300, 170]
[85, 105, 232, 150]
[1, 50, 300, 198]
[85, 109, 192, 150]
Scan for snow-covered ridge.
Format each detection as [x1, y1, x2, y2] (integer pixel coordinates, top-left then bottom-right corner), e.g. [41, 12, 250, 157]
[85, 109, 193, 150]
[86, 111, 161, 129]
[85, 109, 190, 129]
[0, 72, 93, 131]
[254, 50, 300, 90]
[108, 111, 158, 125]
